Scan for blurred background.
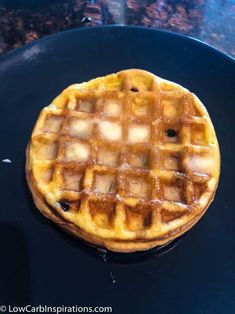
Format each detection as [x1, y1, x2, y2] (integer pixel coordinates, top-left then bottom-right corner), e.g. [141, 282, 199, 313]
[0, 0, 234, 58]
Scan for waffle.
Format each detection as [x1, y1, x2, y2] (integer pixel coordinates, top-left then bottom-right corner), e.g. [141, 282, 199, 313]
[26, 69, 220, 252]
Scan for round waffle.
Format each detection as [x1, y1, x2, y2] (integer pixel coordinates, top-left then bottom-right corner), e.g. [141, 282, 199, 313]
[26, 69, 220, 252]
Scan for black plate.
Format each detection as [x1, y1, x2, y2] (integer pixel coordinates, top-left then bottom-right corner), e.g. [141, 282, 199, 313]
[0, 26, 234, 313]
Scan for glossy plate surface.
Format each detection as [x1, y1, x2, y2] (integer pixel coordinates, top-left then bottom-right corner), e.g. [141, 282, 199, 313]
[0, 26, 234, 313]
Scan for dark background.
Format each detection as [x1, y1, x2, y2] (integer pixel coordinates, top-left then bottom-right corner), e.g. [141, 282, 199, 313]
[0, 0, 65, 7]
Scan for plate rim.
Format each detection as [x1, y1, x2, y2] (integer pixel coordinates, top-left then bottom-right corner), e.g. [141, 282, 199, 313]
[0, 25, 234, 65]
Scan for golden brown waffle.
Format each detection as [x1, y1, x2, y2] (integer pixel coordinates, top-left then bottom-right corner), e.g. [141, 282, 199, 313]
[26, 69, 220, 252]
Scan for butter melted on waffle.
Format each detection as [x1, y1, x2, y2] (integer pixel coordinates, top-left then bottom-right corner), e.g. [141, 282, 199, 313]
[28, 69, 220, 242]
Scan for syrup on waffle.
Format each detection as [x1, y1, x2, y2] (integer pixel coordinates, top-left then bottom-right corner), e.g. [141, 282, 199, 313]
[26, 69, 220, 252]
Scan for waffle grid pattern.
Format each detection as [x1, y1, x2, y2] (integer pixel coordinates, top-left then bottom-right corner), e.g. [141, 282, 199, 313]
[31, 71, 215, 234]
